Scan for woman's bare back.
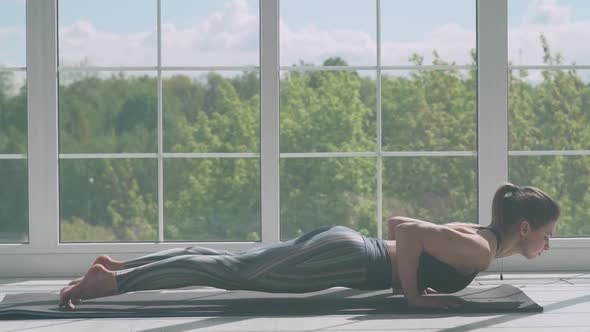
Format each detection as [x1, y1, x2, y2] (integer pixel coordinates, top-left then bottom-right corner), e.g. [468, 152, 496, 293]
[384, 219, 494, 289]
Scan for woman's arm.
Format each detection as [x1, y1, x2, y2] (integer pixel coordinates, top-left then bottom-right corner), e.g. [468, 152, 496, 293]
[394, 223, 422, 300]
[388, 216, 433, 240]
[394, 222, 491, 308]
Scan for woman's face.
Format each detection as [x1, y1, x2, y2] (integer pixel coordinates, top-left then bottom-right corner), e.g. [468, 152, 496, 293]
[520, 220, 557, 259]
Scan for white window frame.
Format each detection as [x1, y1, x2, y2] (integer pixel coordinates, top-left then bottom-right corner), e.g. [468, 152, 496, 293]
[0, 0, 587, 278]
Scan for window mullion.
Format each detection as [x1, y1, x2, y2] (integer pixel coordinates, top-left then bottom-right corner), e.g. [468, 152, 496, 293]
[260, 0, 280, 243]
[477, 0, 508, 226]
[26, 0, 59, 250]
[157, 0, 164, 243]
[376, 0, 383, 239]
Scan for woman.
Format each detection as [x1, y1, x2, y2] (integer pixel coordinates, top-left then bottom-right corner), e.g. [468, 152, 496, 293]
[59, 182, 560, 311]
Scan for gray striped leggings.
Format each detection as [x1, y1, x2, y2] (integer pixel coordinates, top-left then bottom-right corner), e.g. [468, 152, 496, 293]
[115, 225, 373, 294]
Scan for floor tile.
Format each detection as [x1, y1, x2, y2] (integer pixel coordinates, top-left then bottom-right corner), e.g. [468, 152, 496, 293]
[564, 278, 590, 285]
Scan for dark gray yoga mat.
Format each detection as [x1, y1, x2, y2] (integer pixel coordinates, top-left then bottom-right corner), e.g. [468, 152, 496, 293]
[0, 284, 541, 319]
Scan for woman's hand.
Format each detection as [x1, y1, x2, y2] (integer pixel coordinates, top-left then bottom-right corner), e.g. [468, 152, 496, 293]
[407, 295, 462, 310]
[392, 287, 440, 295]
[422, 287, 440, 295]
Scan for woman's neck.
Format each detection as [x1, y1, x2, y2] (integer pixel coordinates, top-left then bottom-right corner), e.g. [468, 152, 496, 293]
[494, 232, 521, 258]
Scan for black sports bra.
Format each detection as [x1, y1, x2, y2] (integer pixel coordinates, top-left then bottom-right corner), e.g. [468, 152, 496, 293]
[416, 226, 502, 293]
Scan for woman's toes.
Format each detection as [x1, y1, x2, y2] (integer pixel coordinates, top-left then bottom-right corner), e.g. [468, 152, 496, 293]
[95, 255, 124, 270]
[94, 255, 110, 266]
[58, 264, 119, 310]
[59, 286, 78, 310]
[68, 277, 83, 286]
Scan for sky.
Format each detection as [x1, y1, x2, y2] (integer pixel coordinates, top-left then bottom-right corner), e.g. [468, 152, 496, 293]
[1, 0, 590, 70]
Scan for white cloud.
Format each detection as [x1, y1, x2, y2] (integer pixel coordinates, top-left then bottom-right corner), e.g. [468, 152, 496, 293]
[380, 23, 475, 66]
[279, 22, 476, 67]
[509, 0, 590, 67]
[55, 0, 590, 71]
[279, 21, 377, 66]
[56, 0, 475, 67]
[59, 20, 156, 67]
[0, 27, 23, 37]
[0, 27, 25, 67]
[521, 0, 571, 26]
[160, 0, 258, 66]
[59, 0, 259, 67]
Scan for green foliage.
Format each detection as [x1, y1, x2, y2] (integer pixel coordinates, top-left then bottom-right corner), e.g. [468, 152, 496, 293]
[1, 38, 588, 242]
[508, 37, 590, 237]
[61, 217, 117, 242]
[0, 72, 27, 154]
[0, 159, 28, 240]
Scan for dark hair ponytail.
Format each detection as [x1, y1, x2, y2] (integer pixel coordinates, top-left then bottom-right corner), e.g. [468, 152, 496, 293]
[490, 182, 560, 233]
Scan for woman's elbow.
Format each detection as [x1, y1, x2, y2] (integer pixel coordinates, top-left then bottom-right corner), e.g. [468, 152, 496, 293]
[389, 216, 409, 223]
[394, 222, 420, 236]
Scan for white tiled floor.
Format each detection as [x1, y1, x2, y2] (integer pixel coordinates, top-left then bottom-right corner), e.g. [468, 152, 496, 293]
[1, 272, 590, 332]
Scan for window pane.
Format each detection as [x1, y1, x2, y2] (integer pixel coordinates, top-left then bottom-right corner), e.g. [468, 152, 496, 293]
[59, 71, 157, 153]
[509, 69, 590, 151]
[58, 0, 157, 67]
[0, 1, 27, 244]
[280, 70, 376, 153]
[0, 0, 25, 67]
[59, 158, 158, 242]
[382, 156, 477, 226]
[280, 0, 376, 66]
[162, 71, 260, 153]
[382, 70, 476, 151]
[381, 0, 475, 66]
[0, 159, 28, 243]
[162, 0, 259, 66]
[509, 0, 590, 66]
[510, 155, 588, 237]
[164, 158, 260, 241]
[280, 157, 376, 240]
[0, 71, 26, 154]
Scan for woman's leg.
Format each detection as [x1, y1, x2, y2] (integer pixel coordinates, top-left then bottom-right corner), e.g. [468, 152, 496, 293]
[122, 247, 236, 268]
[59, 225, 372, 309]
[68, 247, 237, 286]
[115, 225, 370, 293]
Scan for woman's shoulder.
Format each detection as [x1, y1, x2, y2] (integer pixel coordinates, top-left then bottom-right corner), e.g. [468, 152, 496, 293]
[443, 222, 481, 234]
[443, 222, 495, 266]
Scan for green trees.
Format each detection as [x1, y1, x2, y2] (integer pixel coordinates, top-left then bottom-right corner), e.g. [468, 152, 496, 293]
[279, 58, 376, 237]
[509, 36, 590, 236]
[0, 39, 587, 242]
[0, 72, 26, 154]
[0, 72, 28, 242]
[379, 52, 478, 230]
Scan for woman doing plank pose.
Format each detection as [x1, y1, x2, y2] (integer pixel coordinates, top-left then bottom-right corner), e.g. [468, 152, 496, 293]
[59, 182, 559, 310]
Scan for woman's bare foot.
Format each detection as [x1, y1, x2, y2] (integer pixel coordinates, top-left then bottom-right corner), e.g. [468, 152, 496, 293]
[59, 264, 119, 311]
[68, 255, 125, 286]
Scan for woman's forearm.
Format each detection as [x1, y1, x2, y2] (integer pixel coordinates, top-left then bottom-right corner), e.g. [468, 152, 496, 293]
[394, 223, 423, 301]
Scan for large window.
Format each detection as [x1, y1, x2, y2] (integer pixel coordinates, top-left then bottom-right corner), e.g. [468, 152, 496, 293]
[0, 1, 27, 243]
[508, 0, 590, 237]
[58, 0, 261, 242]
[279, 0, 476, 239]
[2, 0, 589, 277]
